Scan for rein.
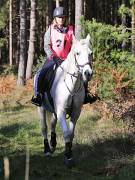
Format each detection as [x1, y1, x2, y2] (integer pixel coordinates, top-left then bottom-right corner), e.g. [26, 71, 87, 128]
[58, 49, 91, 96]
[59, 54, 86, 96]
[59, 65, 78, 78]
[64, 75, 83, 96]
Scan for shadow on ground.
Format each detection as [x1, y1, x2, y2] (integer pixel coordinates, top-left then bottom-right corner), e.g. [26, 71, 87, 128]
[0, 135, 135, 180]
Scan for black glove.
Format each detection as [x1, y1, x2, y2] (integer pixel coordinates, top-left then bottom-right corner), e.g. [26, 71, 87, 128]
[53, 56, 63, 66]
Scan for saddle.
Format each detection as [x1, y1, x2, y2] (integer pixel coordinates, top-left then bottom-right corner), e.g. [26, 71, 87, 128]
[43, 57, 62, 91]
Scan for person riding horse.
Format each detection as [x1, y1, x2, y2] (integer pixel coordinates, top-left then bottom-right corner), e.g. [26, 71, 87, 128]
[31, 6, 97, 106]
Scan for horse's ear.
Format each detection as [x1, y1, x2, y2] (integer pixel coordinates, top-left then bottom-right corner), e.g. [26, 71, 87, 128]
[86, 34, 91, 44]
[72, 34, 77, 44]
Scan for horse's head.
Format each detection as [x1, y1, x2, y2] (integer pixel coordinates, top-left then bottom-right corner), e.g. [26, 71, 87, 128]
[72, 34, 93, 83]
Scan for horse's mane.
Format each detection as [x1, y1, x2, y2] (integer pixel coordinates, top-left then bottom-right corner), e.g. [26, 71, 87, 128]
[62, 39, 90, 72]
[60, 37, 91, 75]
[59, 43, 75, 74]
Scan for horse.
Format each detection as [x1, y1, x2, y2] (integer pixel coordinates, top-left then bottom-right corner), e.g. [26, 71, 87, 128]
[36, 34, 93, 168]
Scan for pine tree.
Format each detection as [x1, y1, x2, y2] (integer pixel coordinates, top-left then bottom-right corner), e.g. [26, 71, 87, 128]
[75, 0, 83, 39]
[17, 0, 26, 86]
[26, 0, 36, 80]
[131, 0, 135, 56]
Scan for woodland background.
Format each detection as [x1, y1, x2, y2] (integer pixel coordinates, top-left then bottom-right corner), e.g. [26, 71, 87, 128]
[0, 1, 135, 180]
[0, 0, 135, 99]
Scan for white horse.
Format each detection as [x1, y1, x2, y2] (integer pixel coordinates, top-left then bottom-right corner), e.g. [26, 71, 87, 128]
[37, 34, 93, 168]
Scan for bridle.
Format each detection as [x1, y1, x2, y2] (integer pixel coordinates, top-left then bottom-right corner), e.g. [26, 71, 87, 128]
[74, 54, 92, 73]
[60, 52, 92, 96]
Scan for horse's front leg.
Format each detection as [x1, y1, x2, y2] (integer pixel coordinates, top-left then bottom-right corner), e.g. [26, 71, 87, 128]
[50, 114, 57, 152]
[69, 107, 81, 142]
[64, 106, 81, 166]
[57, 109, 74, 168]
[38, 107, 51, 156]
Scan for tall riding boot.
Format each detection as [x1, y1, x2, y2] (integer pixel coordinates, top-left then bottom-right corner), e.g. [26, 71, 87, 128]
[31, 77, 43, 107]
[31, 93, 42, 106]
[31, 75, 43, 107]
[31, 60, 56, 106]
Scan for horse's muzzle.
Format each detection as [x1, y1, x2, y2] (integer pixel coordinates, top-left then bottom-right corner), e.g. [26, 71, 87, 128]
[84, 69, 93, 82]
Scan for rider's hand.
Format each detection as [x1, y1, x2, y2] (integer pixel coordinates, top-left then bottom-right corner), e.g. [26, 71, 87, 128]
[53, 56, 62, 66]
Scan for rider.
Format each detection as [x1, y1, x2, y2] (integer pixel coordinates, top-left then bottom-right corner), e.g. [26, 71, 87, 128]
[31, 6, 98, 106]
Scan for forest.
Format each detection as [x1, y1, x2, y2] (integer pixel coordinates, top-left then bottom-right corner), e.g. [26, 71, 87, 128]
[0, 0, 135, 180]
[0, 0, 135, 97]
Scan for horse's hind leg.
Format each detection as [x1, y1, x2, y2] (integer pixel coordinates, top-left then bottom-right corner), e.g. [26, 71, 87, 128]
[38, 107, 51, 156]
[50, 114, 57, 152]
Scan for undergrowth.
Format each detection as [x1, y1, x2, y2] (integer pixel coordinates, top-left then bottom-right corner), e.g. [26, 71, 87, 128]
[0, 76, 134, 180]
[0, 103, 134, 180]
[81, 18, 135, 100]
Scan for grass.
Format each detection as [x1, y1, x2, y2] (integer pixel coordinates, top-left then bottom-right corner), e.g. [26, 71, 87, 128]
[0, 93, 135, 180]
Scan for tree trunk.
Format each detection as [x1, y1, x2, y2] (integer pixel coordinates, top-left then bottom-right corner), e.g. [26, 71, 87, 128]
[75, 0, 83, 39]
[46, 0, 53, 29]
[56, 0, 60, 7]
[13, 0, 20, 65]
[48, 0, 53, 23]
[0, 48, 1, 64]
[9, 0, 13, 66]
[121, 0, 127, 50]
[26, 0, 36, 80]
[64, 0, 69, 17]
[69, 0, 74, 24]
[17, 0, 26, 86]
[131, 2, 135, 56]
[83, 0, 86, 18]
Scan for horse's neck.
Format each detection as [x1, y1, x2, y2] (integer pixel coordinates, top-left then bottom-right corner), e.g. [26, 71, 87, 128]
[62, 51, 78, 75]
[60, 52, 83, 92]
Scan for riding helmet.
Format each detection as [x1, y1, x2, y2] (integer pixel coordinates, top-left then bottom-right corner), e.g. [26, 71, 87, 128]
[53, 7, 67, 18]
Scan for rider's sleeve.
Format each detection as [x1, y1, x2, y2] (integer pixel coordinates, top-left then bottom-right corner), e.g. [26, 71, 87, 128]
[44, 26, 54, 59]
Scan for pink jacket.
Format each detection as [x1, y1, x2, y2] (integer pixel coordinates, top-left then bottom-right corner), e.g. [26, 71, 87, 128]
[50, 25, 73, 60]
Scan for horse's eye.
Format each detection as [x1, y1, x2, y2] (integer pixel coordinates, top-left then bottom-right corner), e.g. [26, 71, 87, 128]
[76, 52, 80, 56]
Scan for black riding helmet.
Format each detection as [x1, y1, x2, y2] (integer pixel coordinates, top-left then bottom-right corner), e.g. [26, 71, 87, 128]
[53, 7, 67, 18]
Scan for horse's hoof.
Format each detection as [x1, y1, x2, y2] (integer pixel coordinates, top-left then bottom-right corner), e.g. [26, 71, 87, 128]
[50, 146, 56, 153]
[44, 151, 52, 156]
[44, 139, 52, 156]
[44, 147, 52, 156]
[64, 156, 75, 168]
